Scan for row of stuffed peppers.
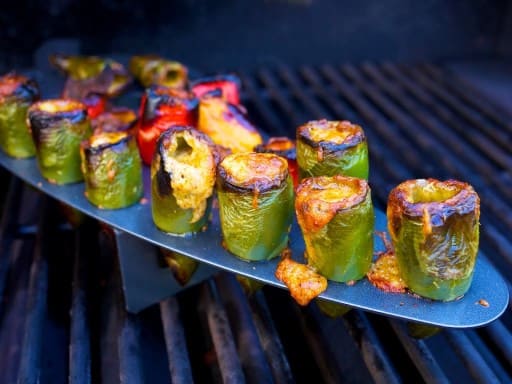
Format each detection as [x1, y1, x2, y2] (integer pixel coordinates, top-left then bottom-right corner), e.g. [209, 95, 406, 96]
[0, 65, 480, 303]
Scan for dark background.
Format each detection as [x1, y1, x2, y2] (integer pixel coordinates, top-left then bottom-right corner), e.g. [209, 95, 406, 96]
[1, 0, 512, 72]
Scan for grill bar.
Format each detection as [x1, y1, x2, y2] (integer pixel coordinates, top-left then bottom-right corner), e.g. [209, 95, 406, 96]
[160, 297, 194, 384]
[16, 198, 48, 384]
[69, 228, 92, 384]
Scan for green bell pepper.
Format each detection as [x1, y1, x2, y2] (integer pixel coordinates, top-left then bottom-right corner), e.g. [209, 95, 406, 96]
[296, 119, 369, 180]
[161, 248, 199, 286]
[151, 126, 217, 234]
[217, 153, 294, 261]
[129, 55, 188, 89]
[295, 175, 374, 282]
[28, 99, 92, 184]
[80, 132, 143, 209]
[0, 73, 39, 158]
[387, 179, 480, 301]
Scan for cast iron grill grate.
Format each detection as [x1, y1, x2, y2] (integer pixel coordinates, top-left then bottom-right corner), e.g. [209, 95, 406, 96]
[0, 62, 511, 383]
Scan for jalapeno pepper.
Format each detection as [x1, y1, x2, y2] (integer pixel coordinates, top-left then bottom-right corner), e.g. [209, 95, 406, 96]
[191, 74, 241, 105]
[198, 96, 262, 153]
[151, 126, 217, 234]
[387, 179, 480, 301]
[255, 137, 298, 188]
[50, 54, 132, 100]
[80, 131, 143, 209]
[0, 73, 39, 158]
[296, 120, 369, 180]
[295, 175, 374, 282]
[217, 153, 294, 261]
[92, 108, 137, 134]
[137, 86, 198, 164]
[161, 248, 199, 286]
[129, 55, 188, 89]
[28, 99, 92, 184]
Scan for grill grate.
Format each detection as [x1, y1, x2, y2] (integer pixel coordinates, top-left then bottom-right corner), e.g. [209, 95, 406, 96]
[0, 62, 511, 383]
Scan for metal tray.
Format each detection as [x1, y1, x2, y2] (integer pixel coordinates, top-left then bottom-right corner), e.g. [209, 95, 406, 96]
[0, 152, 508, 327]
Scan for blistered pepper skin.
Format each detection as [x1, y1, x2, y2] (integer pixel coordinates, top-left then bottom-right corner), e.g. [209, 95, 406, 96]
[81, 134, 143, 209]
[387, 179, 480, 301]
[296, 176, 374, 282]
[218, 177, 294, 261]
[151, 127, 216, 235]
[217, 153, 294, 262]
[28, 100, 92, 184]
[0, 73, 40, 158]
[296, 120, 369, 180]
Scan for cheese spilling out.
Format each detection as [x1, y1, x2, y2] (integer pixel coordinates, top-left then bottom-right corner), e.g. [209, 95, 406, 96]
[163, 130, 216, 223]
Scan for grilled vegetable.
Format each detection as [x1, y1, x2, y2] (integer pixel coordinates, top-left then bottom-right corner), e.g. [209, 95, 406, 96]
[137, 86, 198, 164]
[236, 275, 264, 295]
[129, 55, 188, 89]
[315, 299, 351, 318]
[50, 54, 132, 99]
[387, 179, 480, 301]
[296, 120, 369, 180]
[295, 175, 374, 282]
[275, 253, 327, 306]
[92, 108, 137, 134]
[151, 126, 217, 234]
[83, 93, 107, 119]
[161, 249, 199, 286]
[0, 73, 39, 158]
[28, 99, 92, 184]
[255, 136, 298, 188]
[191, 74, 241, 105]
[217, 153, 294, 261]
[80, 131, 143, 209]
[198, 96, 262, 153]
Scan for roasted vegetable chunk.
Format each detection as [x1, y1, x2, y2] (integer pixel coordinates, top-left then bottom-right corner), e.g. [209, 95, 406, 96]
[296, 175, 374, 282]
[0, 73, 39, 158]
[191, 74, 241, 105]
[151, 126, 217, 234]
[217, 153, 294, 261]
[297, 119, 368, 180]
[129, 55, 188, 89]
[387, 179, 480, 301]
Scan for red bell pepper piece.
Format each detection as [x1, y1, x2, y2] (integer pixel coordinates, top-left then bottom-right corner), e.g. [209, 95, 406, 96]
[137, 86, 198, 164]
[191, 74, 241, 105]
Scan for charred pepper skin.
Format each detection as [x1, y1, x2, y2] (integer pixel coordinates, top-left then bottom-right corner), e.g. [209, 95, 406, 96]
[151, 126, 217, 235]
[80, 132, 143, 209]
[0, 73, 40, 158]
[295, 175, 374, 282]
[137, 86, 198, 165]
[217, 153, 294, 262]
[28, 100, 92, 184]
[190, 74, 241, 105]
[129, 55, 188, 89]
[296, 120, 369, 180]
[387, 179, 480, 301]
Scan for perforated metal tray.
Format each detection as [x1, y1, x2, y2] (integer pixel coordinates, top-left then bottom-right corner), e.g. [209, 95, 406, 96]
[0, 152, 508, 327]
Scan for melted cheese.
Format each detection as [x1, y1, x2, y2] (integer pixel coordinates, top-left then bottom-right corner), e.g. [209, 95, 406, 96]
[220, 153, 287, 189]
[162, 130, 215, 223]
[305, 120, 361, 144]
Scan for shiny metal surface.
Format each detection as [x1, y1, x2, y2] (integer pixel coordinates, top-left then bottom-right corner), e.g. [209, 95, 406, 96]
[0, 153, 508, 327]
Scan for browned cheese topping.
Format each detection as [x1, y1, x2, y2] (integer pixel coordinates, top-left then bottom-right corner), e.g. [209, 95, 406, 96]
[298, 119, 364, 145]
[219, 152, 288, 192]
[295, 175, 368, 233]
[162, 130, 216, 223]
[198, 97, 262, 153]
[275, 251, 328, 306]
[260, 137, 295, 152]
[367, 231, 407, 293]
[387, 178, 480, 239]
[88, 131, 128, 148]
[34, 99, 85, 114]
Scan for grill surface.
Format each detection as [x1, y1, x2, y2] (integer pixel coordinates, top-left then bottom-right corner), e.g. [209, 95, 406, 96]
[0, 62, 511, 383]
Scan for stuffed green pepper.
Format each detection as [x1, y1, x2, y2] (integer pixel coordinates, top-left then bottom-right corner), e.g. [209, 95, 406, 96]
[28, 99, 92, 184]
[296, 119, 369, 180]
[387, 179, 480, 301]
[295, 175, 374, 282]
[217, 152, 294, 261]
[151, 126, 217, 234]
[0, 73, 39, 158]
[80, 131, 143, 209]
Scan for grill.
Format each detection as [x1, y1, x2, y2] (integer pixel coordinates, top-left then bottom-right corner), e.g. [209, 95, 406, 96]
[0, 57, 511, 384]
